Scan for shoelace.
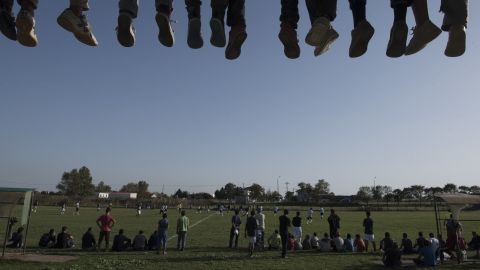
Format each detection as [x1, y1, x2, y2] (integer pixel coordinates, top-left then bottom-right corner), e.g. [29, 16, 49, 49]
[410, 26, 416, 36]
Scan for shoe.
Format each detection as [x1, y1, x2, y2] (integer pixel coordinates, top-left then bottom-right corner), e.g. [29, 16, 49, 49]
[16, 9, 37, 47]
[278, 22, 300, 59]
[405, 19, 441, 55]
[156, 12, 174, 47]
[305, 17, 330, 47]
[210, 18, 225, 47]
[445, 24, 466, 57]
[386, 21, 408, 58]
[0, 8, 17, 40]
[349, 20, 375, 58]
[187, 17, 203, 49]
[117, 12, 135, 47]
[57, 9, 98, 46]
[313, 28, 339, 57]
[225, 25, 247, 60]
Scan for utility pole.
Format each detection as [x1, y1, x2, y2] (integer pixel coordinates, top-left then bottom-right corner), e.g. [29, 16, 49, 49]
[276, 176, 281, 194]
[162, 184, 165, 194]
[285, 182, 289, 193]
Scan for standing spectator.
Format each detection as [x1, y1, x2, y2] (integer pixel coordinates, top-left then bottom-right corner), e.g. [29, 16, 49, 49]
[176, 210, 189, 251]
[328, 209, 340, 238]
[81, 227, 96, 251]
[96, 207, 116, 250]
[279, 209, 291, 258]
[363, 211, 376, 252]
[469, 232, 480, 259]
[245, 210, 258, 257]
[400, 233, 415, 254]
[158, 213, 169, 255]
[354, 234, 366, 252]
[133, 230, 147, 251]
[292, 211, 302, 243]
[255, 208, 266, 247]
[229, 209, 242, 248]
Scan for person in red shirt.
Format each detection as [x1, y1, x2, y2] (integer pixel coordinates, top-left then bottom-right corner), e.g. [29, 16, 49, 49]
[354, 234, 366, 252]
[96, 207, 116, 250]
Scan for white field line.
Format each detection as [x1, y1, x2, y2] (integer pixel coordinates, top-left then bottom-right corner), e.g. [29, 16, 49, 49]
[167, 214, 214, 241]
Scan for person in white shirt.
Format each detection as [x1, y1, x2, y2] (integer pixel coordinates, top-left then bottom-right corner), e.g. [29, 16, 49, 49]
[333, 232, 345, 252]
[255, 208, 266, 247]
[429, 232, 440, 261]
[307, 208, 314, 224]
[311, 232, 320, 249]
[319, 233, 332, 252]
[320, 207, 325, 219]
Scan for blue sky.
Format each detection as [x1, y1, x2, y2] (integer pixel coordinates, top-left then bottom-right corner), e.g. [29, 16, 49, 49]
[1, 0, 479, 195]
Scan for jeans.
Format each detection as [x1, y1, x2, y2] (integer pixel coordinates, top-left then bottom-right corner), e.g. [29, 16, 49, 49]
[119, 0, 173, 18]
[157, 231, 167, 250]
[177, 231, 187, 250]
[211, 0, 245, 27]
[440, 0, 468, 31]
[229, 226, 239, 248]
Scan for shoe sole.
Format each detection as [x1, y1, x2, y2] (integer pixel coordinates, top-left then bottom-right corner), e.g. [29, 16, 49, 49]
[187, 18, 203, 49]
[349, 26, 374, 58]
[57, 14, 97, 46]
[16, 15, 36, 47]
[0, 12, 17, 40]
[314, 29, 339, 57]
[225, 31, 247, 60]
[210, 18, 225, 48]
[305, 23, 328, 47]
[278, 31, 300, 59]
[117, 13, 135, 47]
[445, 29, 466, 57]
[405, 26, 441, 56]
[156, 13, 174, 47]
[386, 25, 408, 58]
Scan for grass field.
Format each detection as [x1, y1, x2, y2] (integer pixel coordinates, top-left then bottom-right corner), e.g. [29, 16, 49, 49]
[0, 206, 479, 270]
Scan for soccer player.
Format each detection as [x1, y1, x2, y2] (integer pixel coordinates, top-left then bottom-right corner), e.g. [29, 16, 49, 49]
[319, 207, 325, 219]
[273, 206, 279, 216]
[136, 203, 142, 216]
[60, 203, 66, 215]
[74, 201, 80, 216]
[176, 210, 189, 251]
[96, 207, 116, 250]
[33, 200, 39, 213]
[229, 209, 242, 248]
[363, 211, 376, 252]
[307, 207, 314, 224]
[245, 210, 258, 257]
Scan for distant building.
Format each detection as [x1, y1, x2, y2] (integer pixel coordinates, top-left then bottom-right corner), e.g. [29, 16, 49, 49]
[96, 192, 137, 200]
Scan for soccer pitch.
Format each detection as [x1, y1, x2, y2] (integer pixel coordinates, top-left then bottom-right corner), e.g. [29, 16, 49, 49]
[1, 206, 479, 270]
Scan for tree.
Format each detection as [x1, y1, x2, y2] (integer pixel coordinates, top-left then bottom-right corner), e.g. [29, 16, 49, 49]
[410, 185, 425, 201]
[384, 193, 395, 207]
[137, 181, 150, 198]
[284, 191, 296, 202]
[248, 183, 265, 201]
[356, 186, 373, 204]
[372, 185, 384, 202]
[95, 181, 112, 192]
[314, 179, 330, 195]
[393, 189, 403, 206]
[56, 166, 95, 197]
[470, 185, 480, 194]
[297, 182, 314, 202]
[174, 189, 189, 198]
[120, 182, 139, 193]
[443, 183, 458, 193]
[458, 185, 471, 194]
[214, 183, 242, 201]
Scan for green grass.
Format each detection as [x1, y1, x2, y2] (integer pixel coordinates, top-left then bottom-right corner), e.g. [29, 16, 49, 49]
[0, 206, 479, 270]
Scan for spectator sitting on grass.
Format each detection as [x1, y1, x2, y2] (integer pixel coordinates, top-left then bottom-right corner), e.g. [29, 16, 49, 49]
[7, 227, 24, 248]
[319, 233, 332, 252]
[414, 232, 428, 251]
[380, 232, 394, 252]
[81, 227, 96, 251]
[400, 233, 415, 254]
[333, 232, 344, 252]
[354, 234, 366, 252]
[39, 229, 56, 248]
[287, 233, 295, 251]
[302, 234, 312, 250]
[148, 231, 158, 250]
[344, 233, 354, 252]
[383, 243, 402, 268]
[133, 230, 147, 251]
[55, 226, 74, 249]
[267, 230, 281, 250]
[469, 232, 480, 259]
[413, 240, 436, 267]
[112, 229, 131, 251]
[311, 232, 319, 249]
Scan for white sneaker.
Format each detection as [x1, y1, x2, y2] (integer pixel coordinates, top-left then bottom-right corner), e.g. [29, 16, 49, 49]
[313, 28, 339, 57]
[405, 19, 441, 56]
[305, 17, 330, 47]
[16, 9, 37, 47]
[57, 9, 98, 46]
[445, 24, 466, 57]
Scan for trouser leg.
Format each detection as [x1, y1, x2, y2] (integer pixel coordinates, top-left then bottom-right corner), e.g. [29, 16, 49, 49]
[211, 0, 227, 21]
[0, 0, 14, 11]
[185, 0, 201, 19]
[440, 0, 468, 31]
[119, 0, 138, 18]
[70, 0, 89, 10]
[226, 0, 245, 27]
[306, 0, 337, 24]
[17, 0, 37, 10]
[280, 0, 299, 29]
[281, 233, 287, 257]
[349, 0, 366, 27]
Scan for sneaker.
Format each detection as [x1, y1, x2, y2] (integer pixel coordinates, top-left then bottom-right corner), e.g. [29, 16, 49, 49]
[225, 25, 247, 60]
[445, 24, 466, 57]
[278, 22, 300, 59]
[386, 21, 408, 58]
[405, 19, 441, 55]
[156, 12, 174, 47]
[305, 17, 330, 47]
[0, 8, 17, 40]
[349, 20, 375, 58]
[187, 17, 203, 49]
[313, 28, 339, 57]
[16, 9, 37, 47]
[210, 18, 225, 47]
[117, 12, 135, 47]
[57, 9, 98, 46]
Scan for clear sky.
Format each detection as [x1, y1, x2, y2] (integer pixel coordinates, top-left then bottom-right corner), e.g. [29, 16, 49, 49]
[1, 1, 479, 196]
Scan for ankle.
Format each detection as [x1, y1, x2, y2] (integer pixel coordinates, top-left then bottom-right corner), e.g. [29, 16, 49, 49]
[119, 10, 135, 18]
[157, 5, 172, 16]
[69, 6, 84, 17]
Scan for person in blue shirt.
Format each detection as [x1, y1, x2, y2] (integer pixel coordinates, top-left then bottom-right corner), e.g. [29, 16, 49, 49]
[343, 233, 354, 252]
[229, 209, 242, 248]
[413, 240, 436, 267]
